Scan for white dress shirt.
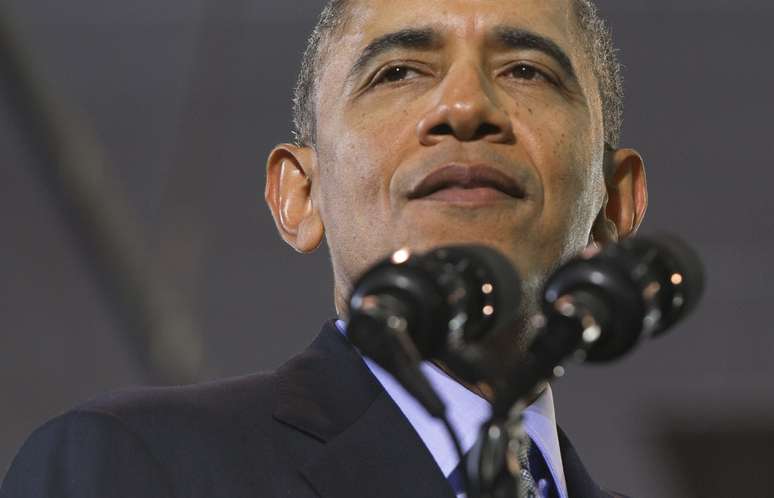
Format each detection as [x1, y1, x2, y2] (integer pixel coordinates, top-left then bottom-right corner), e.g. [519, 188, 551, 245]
[335, 320, 568, 498]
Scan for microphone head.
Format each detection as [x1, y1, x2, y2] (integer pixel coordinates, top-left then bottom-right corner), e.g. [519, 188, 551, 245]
[425, 244, 522, 346]
[541, 233, 705, 362]
[346, 244, 523, 414]
[541, 249, 646, 362]
[620, 233, 705, 336]
[348, 244, 523, 359]
[348, 249, 450, 359]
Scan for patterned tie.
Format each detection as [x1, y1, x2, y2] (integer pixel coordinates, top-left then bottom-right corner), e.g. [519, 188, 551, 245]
[513, 432, 540, 498]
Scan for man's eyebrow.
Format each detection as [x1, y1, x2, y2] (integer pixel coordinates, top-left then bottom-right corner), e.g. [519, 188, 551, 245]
[493, 26, 579, 83]
[346, 27, 439, 83]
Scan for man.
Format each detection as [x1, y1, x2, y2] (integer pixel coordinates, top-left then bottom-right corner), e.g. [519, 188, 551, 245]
[1, 0, 647, 497]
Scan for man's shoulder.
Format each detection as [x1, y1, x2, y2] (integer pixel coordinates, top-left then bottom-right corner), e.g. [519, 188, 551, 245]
[1, 370, 290, 497]
[78, 369, 279, 426]
[2, 322, 362, 497]
[16, 322, 342, 461]
[48, 369, 280, 440]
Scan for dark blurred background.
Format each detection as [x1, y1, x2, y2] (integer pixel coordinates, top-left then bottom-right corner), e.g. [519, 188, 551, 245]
[1, 1, 772, 496]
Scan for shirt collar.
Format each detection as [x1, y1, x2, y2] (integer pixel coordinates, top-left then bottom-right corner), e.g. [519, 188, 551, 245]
[335, 319, 568, 498]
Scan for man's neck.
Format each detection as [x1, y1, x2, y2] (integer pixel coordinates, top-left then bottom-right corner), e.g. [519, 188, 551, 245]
[429, 359, 545, 407]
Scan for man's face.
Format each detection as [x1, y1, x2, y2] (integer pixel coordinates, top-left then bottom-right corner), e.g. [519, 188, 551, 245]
[312, 0, 607, 314]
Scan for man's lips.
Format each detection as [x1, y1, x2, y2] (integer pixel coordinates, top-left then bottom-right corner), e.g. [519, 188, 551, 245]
[407, 164, 526, 201]
[415, 186, 515, 203]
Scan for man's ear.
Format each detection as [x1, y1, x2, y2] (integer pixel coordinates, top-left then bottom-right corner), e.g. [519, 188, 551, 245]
[591, 147, 648, 244]
[265, 144, 325, 253]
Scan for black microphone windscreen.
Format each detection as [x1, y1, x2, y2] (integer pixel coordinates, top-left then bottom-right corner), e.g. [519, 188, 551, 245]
[631, 234, 705, 335]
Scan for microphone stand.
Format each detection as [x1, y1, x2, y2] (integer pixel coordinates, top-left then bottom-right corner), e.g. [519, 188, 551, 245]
[467, 413, 534, 498]
[468, 292, 608, 498]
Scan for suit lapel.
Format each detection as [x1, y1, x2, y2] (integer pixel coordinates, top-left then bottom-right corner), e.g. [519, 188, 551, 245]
[273, 320, 614, 498]
[273, 321, 455, 498]
[558, 426, 614, 498]
[301, 391, 455, 498]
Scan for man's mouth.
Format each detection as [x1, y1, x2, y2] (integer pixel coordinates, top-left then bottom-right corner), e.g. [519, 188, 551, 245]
[407, 164, 526, 203]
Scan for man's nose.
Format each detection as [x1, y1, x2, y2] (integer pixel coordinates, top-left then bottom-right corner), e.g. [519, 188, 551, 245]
[416, 64, 515, 146]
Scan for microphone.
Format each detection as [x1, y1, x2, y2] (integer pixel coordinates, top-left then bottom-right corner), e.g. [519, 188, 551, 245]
[490, 234, 705, 415]
[346, 244, 522, 418]
[539, 233, 705, 362]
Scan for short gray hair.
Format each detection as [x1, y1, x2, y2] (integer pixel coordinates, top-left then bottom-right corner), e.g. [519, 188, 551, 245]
[292, 0, 624, 148]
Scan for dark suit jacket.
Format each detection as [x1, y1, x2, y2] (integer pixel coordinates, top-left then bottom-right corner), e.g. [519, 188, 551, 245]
[1, 320, 619, 498]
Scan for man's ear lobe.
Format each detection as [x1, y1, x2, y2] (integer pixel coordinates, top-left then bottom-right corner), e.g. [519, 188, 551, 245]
[265, 144, 325, 254]
[592, 147, 648, 244]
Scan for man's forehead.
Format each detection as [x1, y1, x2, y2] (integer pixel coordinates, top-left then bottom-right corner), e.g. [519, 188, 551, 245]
[314, 0, 601, 146]
[342, 0, 578, 50]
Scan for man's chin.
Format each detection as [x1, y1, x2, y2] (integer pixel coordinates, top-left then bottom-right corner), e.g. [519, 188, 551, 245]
[388, 232, 529, 268]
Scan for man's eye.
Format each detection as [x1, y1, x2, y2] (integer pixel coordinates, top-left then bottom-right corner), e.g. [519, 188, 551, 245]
[373, 66, 420, 85]
[507, 63, 553, 84]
